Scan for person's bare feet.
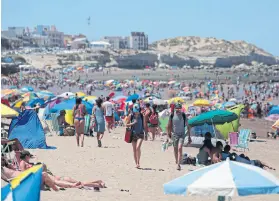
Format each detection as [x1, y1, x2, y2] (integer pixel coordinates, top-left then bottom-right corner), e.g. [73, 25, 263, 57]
[72, 181, 82, 187]
[136, 164, 140, 169]
[177, 164, 181, 171]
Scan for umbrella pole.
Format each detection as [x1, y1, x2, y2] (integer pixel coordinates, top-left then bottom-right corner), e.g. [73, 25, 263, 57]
[231, 122, 235, 131]
[211, 118, 216, 138]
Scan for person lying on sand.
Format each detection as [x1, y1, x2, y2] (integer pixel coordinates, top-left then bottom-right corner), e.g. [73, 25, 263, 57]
[220, 146, 275, 170]
[18, 150, 106, 189]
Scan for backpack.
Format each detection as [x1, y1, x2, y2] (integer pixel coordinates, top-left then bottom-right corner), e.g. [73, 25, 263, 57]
[149, 112, 159, 125]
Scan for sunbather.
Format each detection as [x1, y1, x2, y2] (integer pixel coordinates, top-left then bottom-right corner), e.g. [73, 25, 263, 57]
[228, 152, 275, 170]
[18, 150, 106, 189]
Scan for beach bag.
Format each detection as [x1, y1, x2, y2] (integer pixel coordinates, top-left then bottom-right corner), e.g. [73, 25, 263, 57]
[149, 112, 159, 125]
[124, 127, 133, 143]
[64, 127, 75, 136]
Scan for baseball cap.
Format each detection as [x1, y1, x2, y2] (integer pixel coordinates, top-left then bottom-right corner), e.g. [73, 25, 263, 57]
[175, 103, 182, 109]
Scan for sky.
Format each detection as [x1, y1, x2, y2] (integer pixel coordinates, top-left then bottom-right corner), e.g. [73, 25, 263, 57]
[2, 0, 279, 55]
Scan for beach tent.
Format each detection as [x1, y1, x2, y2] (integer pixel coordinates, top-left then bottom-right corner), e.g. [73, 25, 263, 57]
[216, 104, 244, 139]
[1, 165, 42, 201]
[51, 98, 93, 115]
[1, 103, 19, 118]
[268, 106, 279, 116]
[8, 110, 48, 149]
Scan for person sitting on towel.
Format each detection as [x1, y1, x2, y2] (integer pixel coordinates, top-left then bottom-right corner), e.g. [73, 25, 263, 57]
[57, 110, 70, 136]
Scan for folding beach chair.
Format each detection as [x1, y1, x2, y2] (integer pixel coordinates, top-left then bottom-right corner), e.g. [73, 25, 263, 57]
[229, 132, 238, 146]
[235, 129, 251, 151]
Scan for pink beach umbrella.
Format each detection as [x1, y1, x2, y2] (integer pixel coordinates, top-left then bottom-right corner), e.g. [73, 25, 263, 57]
[265, 114, 279, 122]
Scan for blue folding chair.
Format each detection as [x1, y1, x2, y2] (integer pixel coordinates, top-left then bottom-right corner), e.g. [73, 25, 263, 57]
[235, 129, 251, 151]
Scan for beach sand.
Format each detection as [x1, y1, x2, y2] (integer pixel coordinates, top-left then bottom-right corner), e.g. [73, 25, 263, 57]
[28, 122, 279, 201]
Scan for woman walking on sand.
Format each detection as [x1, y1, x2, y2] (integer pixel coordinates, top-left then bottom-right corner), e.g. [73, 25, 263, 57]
[92, 98, 105, 147]
[148, 104, 159, 141]
[73, 98, 87, 147]
[126, 104, 145, 168]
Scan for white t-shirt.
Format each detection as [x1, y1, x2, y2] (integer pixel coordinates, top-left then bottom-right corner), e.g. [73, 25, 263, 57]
[103, 101, 113, 116]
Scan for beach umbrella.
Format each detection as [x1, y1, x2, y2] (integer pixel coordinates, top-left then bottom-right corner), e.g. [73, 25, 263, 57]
[229, 98, 237, 103]
[168, 97, 185, 104]
[1, 103, 19, 118]
[2, 165, 43, 201]
[223, 101, 236, 108]
[126, 94, 139, 102]
[75, 92, 86, 97]
[26, 98, 45, 107]
[183, 87, 189, 92]
[112, 95, 127, 101]
[268, 106, 279, 115]
[51, 98, 93, 115]
[9, 86, 17, 89]
[58, 92, 75, 98]
[21, 86, 34, 92]
[188, 110, 238, 127]
[22, 92, 38, 102]
[105, 80, 114, 85]
[1, 89, 19, 97]
[86, 84, 93, 89]
[83, 96, 97, 104]
[265, 114, 279, 122]
[36, 90, 55, 98]
[163, 158, 279, 198]
[109, 92, 115, 98]
[193, 99, 210, 107]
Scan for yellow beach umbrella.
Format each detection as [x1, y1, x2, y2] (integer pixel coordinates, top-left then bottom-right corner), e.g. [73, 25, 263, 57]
[83, 96, 97, 101]
[193, 99, 210, 107]
[75, 92, 86, 97]
[13, 99, 24, 108]
[168, 97, 185, 104]
[1, 103, 19, 118]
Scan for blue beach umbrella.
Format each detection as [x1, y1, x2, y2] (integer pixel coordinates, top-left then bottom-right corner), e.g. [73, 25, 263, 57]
[268, 106, 279, 116]
[51, 98, 93, 115]
[21, 86, 34, 92]
[223, 101, 236, 108]
[126, 94, 139, 102]
[164, 158, 279, 197]
[36, 90, 55, 98]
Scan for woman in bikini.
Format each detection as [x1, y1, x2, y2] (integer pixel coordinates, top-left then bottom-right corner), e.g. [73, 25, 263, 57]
[73, 98, 87, 147]
[17, 151, 106, 189]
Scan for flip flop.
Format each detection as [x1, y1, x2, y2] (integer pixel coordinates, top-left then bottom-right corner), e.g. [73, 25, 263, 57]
[98, 140, 102, 147]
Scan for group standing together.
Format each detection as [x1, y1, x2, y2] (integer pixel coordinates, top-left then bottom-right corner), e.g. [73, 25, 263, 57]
[70, 96, 192, 170]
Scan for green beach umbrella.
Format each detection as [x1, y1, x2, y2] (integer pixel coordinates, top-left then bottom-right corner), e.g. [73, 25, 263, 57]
[188, 110, 238, 127]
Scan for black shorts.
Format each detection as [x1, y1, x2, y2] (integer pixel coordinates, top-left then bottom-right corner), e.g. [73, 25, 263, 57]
[132, 133, 144, 142]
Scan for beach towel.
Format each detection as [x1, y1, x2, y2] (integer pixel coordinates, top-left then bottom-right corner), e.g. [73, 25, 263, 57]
[50, 113, 59, 133]
[84, 114, 91, 134]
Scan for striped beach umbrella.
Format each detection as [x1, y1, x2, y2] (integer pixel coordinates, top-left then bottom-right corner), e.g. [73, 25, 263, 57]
[164, 158, 279, 197]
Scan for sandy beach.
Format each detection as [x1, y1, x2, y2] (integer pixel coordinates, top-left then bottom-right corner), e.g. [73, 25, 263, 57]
[23, 123, 278, 201]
